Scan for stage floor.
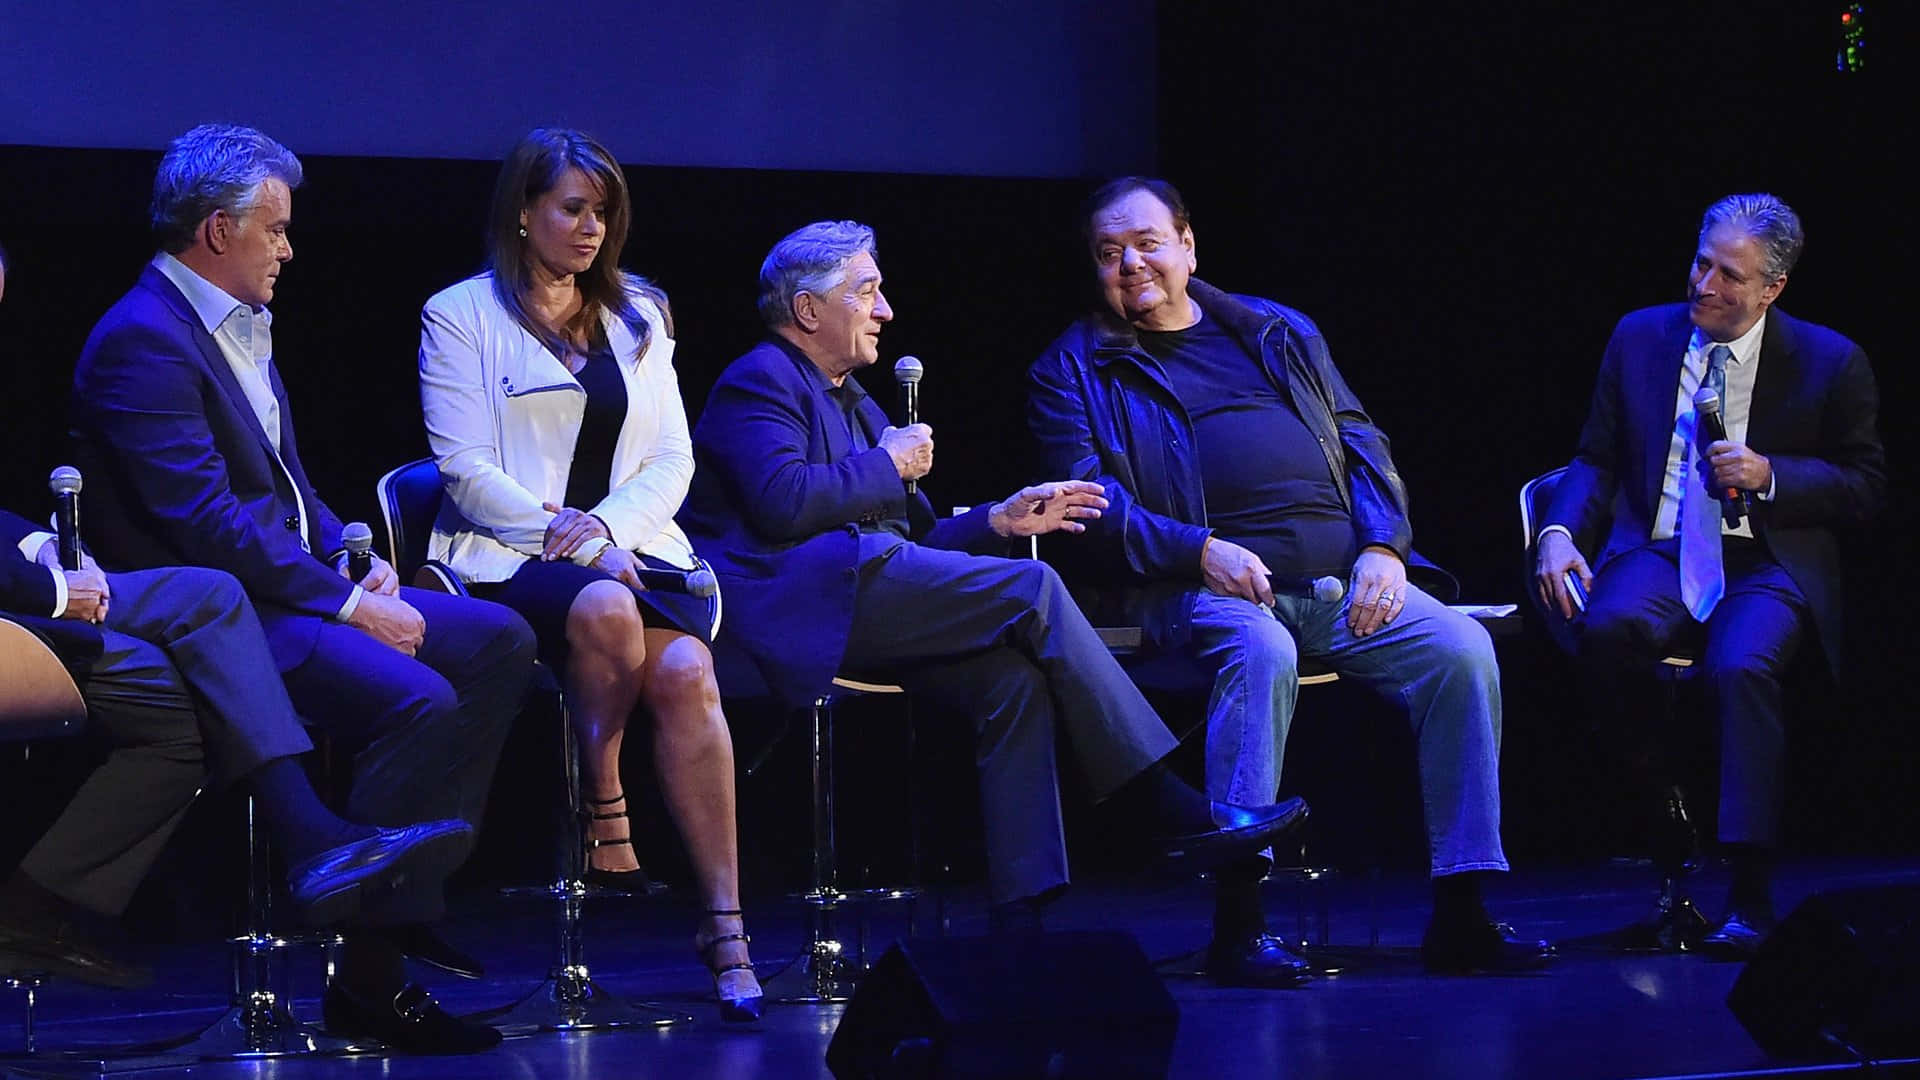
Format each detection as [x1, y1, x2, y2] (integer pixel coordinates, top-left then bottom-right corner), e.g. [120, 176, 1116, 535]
[6, 856, 1919, 1079]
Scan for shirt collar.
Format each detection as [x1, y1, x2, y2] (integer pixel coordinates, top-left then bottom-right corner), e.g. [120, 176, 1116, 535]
[1691, 311, 1766, 367]
[153, 252, 268, 335]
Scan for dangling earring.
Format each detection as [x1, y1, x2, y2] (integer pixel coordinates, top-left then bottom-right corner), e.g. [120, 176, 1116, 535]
[518, 226, 528, 237]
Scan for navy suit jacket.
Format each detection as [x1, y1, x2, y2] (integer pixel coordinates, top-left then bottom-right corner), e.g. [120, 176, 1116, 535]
[70, 264, 355, 671]
[1544, 303, 1884, 674]
[681, 338, 1003, 706]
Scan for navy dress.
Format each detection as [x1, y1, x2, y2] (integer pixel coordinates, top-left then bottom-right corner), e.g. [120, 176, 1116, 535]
[474, 347, 714, 672]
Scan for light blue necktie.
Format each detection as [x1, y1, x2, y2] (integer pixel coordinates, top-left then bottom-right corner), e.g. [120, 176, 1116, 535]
[1679, 344, 1733, 621]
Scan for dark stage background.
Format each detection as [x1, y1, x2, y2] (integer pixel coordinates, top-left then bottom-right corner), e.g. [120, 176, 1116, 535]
[2, 2, 1912, 918]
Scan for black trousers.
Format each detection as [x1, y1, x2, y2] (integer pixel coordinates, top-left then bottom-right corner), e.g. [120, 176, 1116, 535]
[1576, 537, 1810, 846]
[21, 566, 312, 916]
[840, 533, 1178, 905]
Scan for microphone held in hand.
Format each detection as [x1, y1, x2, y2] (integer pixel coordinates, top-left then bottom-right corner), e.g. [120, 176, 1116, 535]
[635, 565, 718, 598]
[1692, 387, 1750, 524]
[894, 355, 924, 495]
[48, 466, 83, 571]
[1270, 574, 1345, 604]
[342, 521, 375, 583]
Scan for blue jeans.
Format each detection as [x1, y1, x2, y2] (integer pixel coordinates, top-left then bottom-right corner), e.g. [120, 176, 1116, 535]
[1127, 586, 1508, 877]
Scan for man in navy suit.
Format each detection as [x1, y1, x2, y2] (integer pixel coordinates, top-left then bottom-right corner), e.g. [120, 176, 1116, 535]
[681, 220, 1308, 935]
[1536, 193, 1885, 958]
[68, 126, 536, 1052]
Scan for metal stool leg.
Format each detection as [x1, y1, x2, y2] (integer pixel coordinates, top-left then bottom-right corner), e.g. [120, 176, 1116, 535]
[4, 973, 46, 1056]
[489, 696, 691, 1034]
[775, 696, 917, 1005]
[155, 795, 356, 1060]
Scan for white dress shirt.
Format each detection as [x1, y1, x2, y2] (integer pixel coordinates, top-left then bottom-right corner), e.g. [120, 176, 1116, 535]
[15, 529, 66, 617]
[1650, 314, 1773, 542]
[152, 253, 360, 619]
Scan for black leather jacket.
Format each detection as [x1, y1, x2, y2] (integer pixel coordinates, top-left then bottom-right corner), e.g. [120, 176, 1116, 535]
[1028, 279, 1448, 649]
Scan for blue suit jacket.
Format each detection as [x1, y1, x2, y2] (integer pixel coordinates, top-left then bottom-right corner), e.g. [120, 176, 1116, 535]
[1, 507, 104, 671]
[681, 338, 1002, 706]
[1544, 303, 1884, 674]
[70, 264, 354, 671]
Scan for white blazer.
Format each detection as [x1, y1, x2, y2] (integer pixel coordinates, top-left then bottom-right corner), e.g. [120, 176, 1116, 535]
[419, 273, 697, 584]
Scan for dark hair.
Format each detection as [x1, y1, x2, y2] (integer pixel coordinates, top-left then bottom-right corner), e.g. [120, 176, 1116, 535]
[1082, 176, 1192, 250]
[151, 124, 304, 255]
[485, 128, 669, 360]
[1700, 193, 1804, 281]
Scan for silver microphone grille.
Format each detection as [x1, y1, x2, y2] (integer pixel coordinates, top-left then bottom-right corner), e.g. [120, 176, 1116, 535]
[1693, 385, 1723, 416]
[49, 466, 82, 496]
[893, 355, 924, 385]
[1312, 576, 1346, 604]
[342, 521, 374, 554]
[685, 567, 719, 598]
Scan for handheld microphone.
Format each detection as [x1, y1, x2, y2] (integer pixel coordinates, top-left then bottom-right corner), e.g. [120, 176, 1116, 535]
[635, 565, 718, 598]
[1692, 387, 1750, 524]
[1270, 574, 1346, 604]
[894, 355, 924, 495]
[48, 466, 83, 571]
[342, 521, 375, 583]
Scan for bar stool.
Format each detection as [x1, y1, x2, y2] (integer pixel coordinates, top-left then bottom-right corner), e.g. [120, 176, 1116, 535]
[769, 677, 921, 1005]
[377, 458, 693, 1034]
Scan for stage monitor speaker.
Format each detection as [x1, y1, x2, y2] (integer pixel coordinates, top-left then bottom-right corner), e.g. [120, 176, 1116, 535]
[826, 930, 1177, 1079]
[1727, 883, 1920, 1061]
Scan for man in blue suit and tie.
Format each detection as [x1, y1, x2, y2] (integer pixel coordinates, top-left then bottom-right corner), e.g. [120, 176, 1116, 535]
[68, 126, 536, 1052]
[1535, 194, 1885, 959]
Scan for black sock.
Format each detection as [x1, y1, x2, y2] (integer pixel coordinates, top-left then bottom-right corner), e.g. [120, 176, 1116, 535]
[987, 884, 1063, 935]
[248, 757, 374, 865]
[334, 932, 408, 999]
[1212, 856, 1270, 943]
[1724, 844, 1775, 916]
[1432, 872, 1489, 927]
[1107, 758, 1215, 835]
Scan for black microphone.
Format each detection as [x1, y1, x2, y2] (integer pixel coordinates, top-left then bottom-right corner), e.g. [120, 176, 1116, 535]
[342, 521, 374, 583]
[894, 355, 924, 496]
[635, 565, 718, 598]
[1270, 574, 1346, 604]
[1692, 387, 1750, 524]
[48, 466, 83, 571]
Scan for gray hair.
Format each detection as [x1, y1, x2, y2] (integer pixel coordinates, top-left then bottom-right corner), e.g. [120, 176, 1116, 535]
[1700, 193, 1804, 281]
[151, 124, 304, 254]
[757, 220, 877, 330]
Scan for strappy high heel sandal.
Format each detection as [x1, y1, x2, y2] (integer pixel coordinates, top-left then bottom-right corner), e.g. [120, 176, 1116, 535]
[695, 909, 763, 1023]
[581, 793, 663, 894]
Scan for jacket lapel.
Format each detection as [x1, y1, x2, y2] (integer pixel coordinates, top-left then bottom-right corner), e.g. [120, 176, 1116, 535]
[1746, 309, 1797, 447]
[138, 266, 282, 463]
[1639, 305, 1696, 515]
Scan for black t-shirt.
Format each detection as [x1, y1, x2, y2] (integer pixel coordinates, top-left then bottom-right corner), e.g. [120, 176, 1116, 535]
[562, 348, 628, 511]
[1138, 310, 1357, 578]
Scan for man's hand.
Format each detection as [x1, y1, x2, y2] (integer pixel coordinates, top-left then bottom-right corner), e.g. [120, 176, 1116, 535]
[542, 502, 612, 561]
[1346, 546, 1408, 637]
[1534, 530, 1592, 621]
[60, 565, 111, 624]
[345, 591, 426, 656]
[1705, 440, 1772, 493]
[878, 424, 934, 482]
[1201, 537, 1275, 607]
[589, 545, 645, 589]
[338, 551, 401, 595]
[988, 481, 1108, 538]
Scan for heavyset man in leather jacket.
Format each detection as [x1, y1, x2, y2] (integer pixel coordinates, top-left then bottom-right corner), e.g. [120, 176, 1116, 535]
[1028, 178, 1551, 985]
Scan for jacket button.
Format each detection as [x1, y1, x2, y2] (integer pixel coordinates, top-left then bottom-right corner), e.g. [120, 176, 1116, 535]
[284, 515, 300, 530]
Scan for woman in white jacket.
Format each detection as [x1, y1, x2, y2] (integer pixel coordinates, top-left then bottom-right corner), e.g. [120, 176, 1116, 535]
[419, 129, 757, 1021]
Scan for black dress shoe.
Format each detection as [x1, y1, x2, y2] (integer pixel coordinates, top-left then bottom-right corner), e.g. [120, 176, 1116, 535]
[1699, 909, 1774, 962]
[1160, 798, 1310, 871]
[0, 917, 152, 990]
[289, 820, 473, 926]
[1207, 933, 1312, 988]
[322, 982, 502, 1054]
[1422, 918, 1555, 974]
[374, 924, 485, 980]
